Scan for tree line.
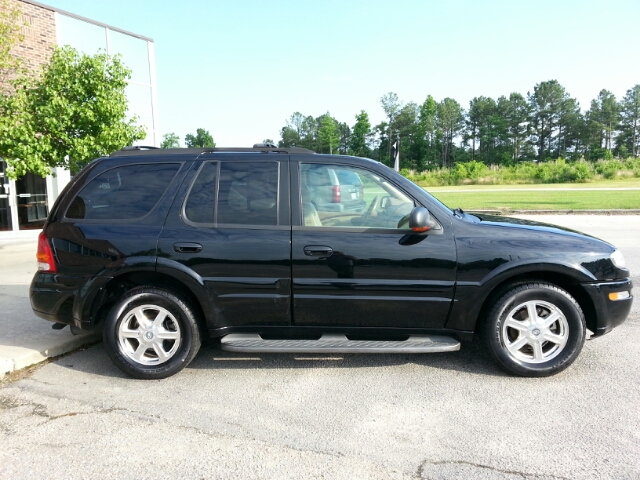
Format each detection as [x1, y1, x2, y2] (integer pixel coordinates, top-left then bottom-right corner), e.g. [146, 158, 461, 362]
[277, 81, 640, 170]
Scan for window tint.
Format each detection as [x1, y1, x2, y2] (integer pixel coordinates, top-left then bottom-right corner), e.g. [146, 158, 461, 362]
[184, 162, 217, 224]
[336, 169, 362, 186]
[217, 162, 278, 226]
[183, 161, 279, 226]
[300, 163, 414, 229]
[66, 163, 179, 220]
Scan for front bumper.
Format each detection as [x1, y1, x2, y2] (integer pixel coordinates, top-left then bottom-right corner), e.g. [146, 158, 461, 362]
[582, 278, 634, 336]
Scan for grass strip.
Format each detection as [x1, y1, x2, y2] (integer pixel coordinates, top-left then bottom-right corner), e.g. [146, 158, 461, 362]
[429, 188, 640, 211]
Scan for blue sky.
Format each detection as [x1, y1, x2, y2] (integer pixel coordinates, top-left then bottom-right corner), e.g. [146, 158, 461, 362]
[42, 0, 640, 147]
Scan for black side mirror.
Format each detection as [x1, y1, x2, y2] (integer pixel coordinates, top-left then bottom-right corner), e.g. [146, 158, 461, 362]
[409, 207, 431, 232]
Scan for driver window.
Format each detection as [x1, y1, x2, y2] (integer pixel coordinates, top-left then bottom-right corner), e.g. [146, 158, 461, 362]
[300, 164, 414, 229]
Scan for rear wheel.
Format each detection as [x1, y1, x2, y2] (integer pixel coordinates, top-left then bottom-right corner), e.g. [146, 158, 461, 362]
[483, 282, 586, 377]
[104, 287, 201, 379]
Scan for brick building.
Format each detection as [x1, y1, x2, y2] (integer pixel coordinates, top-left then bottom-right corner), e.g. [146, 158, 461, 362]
[0, 0, 159, 239]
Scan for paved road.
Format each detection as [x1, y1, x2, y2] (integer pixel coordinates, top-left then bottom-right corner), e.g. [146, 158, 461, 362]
[1, 215, 638, 479]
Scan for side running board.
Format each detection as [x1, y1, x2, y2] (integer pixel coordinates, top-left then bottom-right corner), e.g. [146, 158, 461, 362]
[220, 334, 460, 354]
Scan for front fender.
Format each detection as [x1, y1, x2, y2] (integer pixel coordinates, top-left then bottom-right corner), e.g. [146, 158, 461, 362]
[446, 261, 595, 332]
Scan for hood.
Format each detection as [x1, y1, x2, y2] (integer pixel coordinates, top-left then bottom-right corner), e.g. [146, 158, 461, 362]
[467, 213, 611, 245]
[454, 212, 625, 281]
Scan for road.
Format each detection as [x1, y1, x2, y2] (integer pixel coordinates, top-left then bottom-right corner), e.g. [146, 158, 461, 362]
[1, 215, 639, 479]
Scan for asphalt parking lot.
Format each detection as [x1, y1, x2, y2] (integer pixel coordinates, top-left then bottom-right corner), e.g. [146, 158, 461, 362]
[1, 215, 639, 479]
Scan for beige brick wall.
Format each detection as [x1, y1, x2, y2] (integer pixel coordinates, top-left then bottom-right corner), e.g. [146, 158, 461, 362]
[0, 0, 55, 89]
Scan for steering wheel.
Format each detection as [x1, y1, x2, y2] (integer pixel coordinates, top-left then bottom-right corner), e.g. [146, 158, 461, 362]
[360, 195, 379, 225]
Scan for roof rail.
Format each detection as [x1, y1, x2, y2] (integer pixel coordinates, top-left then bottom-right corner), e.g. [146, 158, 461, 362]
[110, 146, 316, 157]
[253, 142, 277, 148]
[119, 145, 160, 151]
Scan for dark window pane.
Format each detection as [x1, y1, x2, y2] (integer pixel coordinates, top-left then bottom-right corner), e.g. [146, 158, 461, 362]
[217, 162, 278, 226]
[184, 162, 217, 224]
[67, 163, 179, 220]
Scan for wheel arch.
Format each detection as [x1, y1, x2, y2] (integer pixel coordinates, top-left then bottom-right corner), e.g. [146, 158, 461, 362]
[89, 270, 212, 334]
[447, 262, 598, 334]
[473, 271, 597, 335]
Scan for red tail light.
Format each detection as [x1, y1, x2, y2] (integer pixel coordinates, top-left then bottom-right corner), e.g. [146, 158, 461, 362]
[331, 185, 341, 203]
[37, 231, 57, 273]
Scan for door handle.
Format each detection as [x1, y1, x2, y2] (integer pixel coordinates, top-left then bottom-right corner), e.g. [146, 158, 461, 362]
[173, 242, 202, 253]
[303, 245, 333, 257]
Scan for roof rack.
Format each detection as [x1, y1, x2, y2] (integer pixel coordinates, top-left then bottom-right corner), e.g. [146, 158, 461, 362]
[110, 146, 316, 157]
[119, 145, 160, 151]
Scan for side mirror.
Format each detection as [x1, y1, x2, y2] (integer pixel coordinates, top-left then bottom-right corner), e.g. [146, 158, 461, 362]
[409, 207, 431, 232]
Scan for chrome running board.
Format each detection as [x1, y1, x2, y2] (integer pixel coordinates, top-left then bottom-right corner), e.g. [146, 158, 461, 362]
[220, 334, 460, 354]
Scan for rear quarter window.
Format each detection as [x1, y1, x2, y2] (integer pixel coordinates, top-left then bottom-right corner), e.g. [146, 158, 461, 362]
[66, 163, 180, 220]
[336, 169, 362, 185]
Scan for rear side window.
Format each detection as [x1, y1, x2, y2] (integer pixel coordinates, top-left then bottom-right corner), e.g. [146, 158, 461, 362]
[66, 163, 180, 220]
[184, 161, 279, 226]
[336, 169, 362, 185]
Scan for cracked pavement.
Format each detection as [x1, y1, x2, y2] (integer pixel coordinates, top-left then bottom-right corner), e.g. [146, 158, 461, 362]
[0, 215, 639, 479]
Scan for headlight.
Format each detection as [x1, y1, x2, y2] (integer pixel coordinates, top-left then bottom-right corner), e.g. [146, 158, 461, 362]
[611, 250, 627, 269]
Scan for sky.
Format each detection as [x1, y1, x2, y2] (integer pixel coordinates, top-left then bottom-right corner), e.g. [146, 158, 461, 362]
[40, 0, 640, 147]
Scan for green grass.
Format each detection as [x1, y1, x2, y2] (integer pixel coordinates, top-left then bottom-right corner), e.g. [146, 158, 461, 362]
[427, 178, 640, 192]
[429, 186, 640, 211]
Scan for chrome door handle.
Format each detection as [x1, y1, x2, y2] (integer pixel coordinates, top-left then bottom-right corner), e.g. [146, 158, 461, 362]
[173, 242, 202, 253]
[303, 245, 333, 257]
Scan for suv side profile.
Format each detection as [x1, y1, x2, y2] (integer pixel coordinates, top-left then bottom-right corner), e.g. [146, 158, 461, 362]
[30, 146, 633, 379]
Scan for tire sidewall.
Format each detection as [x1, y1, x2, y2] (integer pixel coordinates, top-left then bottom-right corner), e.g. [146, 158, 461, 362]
[104, 288, 199, 379]
[487, 284, 585, 377]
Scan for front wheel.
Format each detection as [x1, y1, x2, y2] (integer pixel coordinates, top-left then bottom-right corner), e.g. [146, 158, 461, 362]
[483, 282, 586, 377]
[104, 287, 201, 379]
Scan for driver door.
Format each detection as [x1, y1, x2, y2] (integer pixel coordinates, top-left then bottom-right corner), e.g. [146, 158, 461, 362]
[290, 157, 457, 329]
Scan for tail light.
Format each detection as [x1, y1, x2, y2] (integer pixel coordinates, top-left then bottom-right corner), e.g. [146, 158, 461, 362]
[331, 185, 341, 203]
[37, 231, 57, 273]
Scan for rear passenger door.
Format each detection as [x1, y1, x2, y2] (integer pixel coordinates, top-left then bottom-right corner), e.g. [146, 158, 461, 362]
[157, 154, 292, 329]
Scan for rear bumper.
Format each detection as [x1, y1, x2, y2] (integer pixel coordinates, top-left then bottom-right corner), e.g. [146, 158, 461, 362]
[30, 272, 110, 332]
[582, 278, 633, 336]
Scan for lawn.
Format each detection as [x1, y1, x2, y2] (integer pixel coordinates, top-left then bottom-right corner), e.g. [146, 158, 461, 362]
[426, 178, 640, 192]
[425, 183, 640, 211]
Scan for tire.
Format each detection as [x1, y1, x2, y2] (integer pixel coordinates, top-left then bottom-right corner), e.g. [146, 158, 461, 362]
[104, 287, 202, 379]
[482, 282, 586, 377]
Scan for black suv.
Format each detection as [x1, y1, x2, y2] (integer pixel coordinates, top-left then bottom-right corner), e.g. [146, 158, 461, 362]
[30, 146, 633, 379]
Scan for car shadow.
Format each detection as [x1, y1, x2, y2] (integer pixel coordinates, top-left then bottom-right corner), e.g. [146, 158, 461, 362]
[188, 339, 505, 376]
[54, 339, 508, 379]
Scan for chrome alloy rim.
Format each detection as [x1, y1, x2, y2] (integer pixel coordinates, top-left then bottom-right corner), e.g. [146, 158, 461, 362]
[118, 305, 181, 366]
[501, 300, 569, 364]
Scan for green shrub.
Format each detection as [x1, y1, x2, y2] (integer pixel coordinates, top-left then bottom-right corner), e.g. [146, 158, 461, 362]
[595, 160, 622, 179]
[407, 157, 637, 187]
[572, 162, 593, 182]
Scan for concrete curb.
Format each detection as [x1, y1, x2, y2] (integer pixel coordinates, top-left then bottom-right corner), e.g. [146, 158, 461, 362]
[0, 332, 101, 378]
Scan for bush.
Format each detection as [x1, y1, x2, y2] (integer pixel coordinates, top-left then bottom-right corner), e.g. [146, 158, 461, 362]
[405, 157, 638, 187]
[572, 162, 593, 182]
[595, 160, 622, 179]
